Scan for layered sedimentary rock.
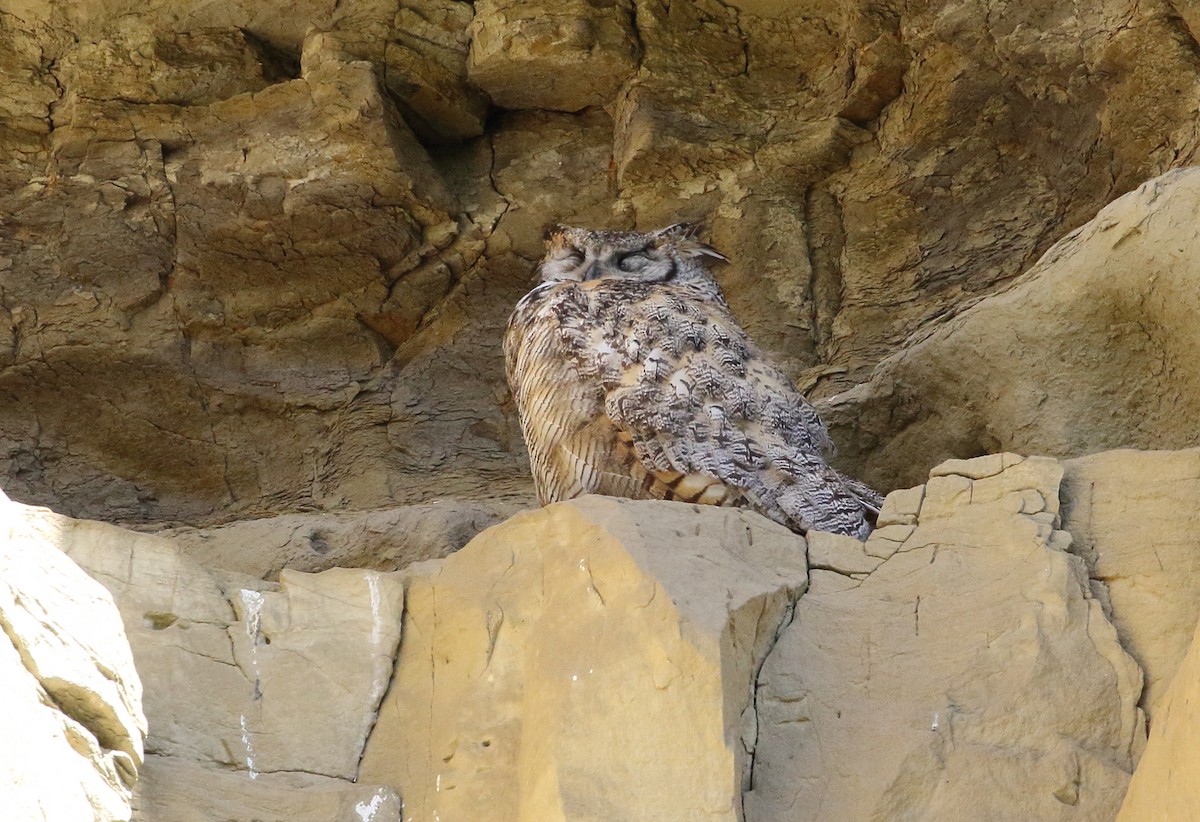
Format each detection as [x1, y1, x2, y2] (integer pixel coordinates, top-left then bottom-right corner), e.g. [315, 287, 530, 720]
[5, 4, 1200, 523]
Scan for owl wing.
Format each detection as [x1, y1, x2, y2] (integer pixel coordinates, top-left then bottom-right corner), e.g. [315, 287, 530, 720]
[505, 282, 648, 505]
[567, 282, 875, 539]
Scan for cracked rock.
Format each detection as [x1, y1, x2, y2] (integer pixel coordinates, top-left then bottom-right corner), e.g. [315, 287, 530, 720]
[744, 454, 1146, 821]
[1061, 447, 1200, 717]
[467, 0, 639, 112]
[43, 499, 403, 814]
[359, 495, 807, 820]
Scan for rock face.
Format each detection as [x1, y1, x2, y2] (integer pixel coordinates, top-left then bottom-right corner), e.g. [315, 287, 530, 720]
[359, 495, 809, 820]
[0, 489, 146, 821]
[746, 454, 1146, 820]
[6, 3, 1200, 524]
[1060, 448, 1200, 716]
[158, 498, 522, 579]
[1117, 616, 1200, 821]
[825, 168, 1200, 491]
[23, 495, 405, 820]
[15, 447, 1200, 819]
[9, 2, 1200, 815]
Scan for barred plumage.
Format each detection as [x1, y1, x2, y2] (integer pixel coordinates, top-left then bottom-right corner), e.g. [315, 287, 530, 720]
[503, 224, 883, 540]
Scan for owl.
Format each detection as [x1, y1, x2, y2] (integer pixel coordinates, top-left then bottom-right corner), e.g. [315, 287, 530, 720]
[503, 224, 884, 540]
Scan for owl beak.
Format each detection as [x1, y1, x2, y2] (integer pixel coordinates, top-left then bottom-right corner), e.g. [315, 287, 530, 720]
[581, 262, 599, 281]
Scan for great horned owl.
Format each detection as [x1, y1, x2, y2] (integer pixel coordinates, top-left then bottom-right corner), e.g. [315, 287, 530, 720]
[503, 224, 883, 540]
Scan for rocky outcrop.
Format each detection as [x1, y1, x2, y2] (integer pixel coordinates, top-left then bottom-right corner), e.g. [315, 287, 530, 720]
[1117, 616, 1200, 820]
[1061, 448, 1200, 717]
[746, 454, 1145, 820]
[0, 489, 146, 821]
[17, 446, 1200, 819]
[824, 168, 1200, 491]
[158, 498, 521, 579]
[359, 496, 808, 820]
[33, 498, 404, 819]
[9, 2, 1200, 815]
[5, 4, 1200, 524]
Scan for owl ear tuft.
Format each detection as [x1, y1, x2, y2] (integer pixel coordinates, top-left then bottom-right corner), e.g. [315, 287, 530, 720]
[654, 223, 728, 263]
[685, 241, 729, 262]
[543, 224, 571, 243]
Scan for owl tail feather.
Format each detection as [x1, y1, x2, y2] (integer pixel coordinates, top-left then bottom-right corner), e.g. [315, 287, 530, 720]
[836, 471, 885, 516]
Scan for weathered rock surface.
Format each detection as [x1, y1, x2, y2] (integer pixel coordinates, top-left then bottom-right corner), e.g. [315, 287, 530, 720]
[746, 454, 1146, 820]
[0, 489, 146, 821]
[1061, 448, 1200, 716]
[26, 498, 404, 818]
[468, 0, 639, 111]
[6, 3, 1200, 523]
[159, 497, 522, 579]
[1117, 616, 1200, 821]
[826, 168, 1200, 491]
[317, 0, 489, 143]
[359, 495, 809, 820]
[135, 756, 402, 822]
[15, 446, 1200, 819]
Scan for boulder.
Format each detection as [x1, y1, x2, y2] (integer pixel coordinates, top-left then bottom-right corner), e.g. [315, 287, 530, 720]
[0, 489, 146, 821]
[359, 495, 808, 820]
[745, 454, 1146, 820]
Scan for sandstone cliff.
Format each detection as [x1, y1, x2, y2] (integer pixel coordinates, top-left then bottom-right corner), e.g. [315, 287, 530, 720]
[5, 2, 1200, 821]
[4, 1, 1200, 524]
[9, 449, 1200, 820]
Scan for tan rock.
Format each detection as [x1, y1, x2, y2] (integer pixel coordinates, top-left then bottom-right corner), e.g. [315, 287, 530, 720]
[1117, 616, 1200, 821]
[312, 0, 489, 142]
[745, 454, 1146, 820]
[1, 42, 460, 524]
[359, 495, 808, 820]
[50, 0, 339, 53]
[8, 0, 1200, 546]
[349, 108, 622, 509]
[158, 498, 522, 579]
[134, 755, 402, 822]
[0, 491, 146, 821]
[825, 168, 1200, 492]
[1061, 448, 1200, 715]
[47, 507, 404, 810]
[57, 19, 272, 106]
[467, 0, 639, 111]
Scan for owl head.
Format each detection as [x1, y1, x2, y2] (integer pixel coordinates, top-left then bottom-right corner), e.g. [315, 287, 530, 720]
[538, 224, 728, 285]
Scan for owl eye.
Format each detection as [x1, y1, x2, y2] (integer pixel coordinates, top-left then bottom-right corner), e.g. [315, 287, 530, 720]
[562, 248, 584, 263]
[617, 251, 650, 271]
